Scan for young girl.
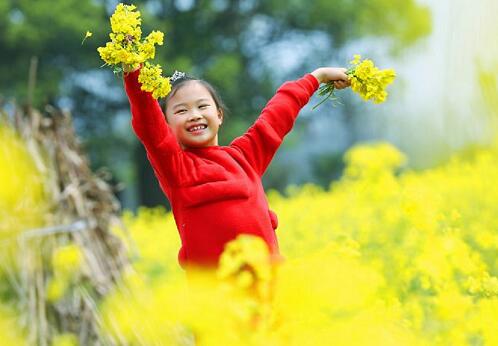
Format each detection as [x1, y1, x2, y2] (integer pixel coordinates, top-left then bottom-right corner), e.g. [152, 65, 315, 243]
[123, 65, 350, 272]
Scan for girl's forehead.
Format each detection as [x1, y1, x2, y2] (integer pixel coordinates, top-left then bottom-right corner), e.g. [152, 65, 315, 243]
[169, 81, 214, 104]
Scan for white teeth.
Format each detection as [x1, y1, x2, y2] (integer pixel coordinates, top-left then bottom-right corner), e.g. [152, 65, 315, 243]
[188, 125, 206, 132]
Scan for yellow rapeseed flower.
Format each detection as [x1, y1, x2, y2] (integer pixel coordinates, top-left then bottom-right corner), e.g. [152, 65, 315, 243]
[46, 277, 68, 302]
[0, 306, 27, 345]
[51, 244, 83, 279]
[52, 333, 79, 346]
[0, 124, 48, 240]
[97, 3, 170, 99]
[81, 31, 92, 45]
[314, 54, 396, 108]
[349, 55, 396, 104]
[217, 234, 273, 296]
[138, 62, 172, 99]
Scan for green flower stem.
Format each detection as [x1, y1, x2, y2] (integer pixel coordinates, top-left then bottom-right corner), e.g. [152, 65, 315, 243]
[312, 84, 336, 110]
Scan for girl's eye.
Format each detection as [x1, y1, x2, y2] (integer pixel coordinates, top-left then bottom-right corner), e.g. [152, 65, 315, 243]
[199, 104, 209, 109]
[175, 109, 187, 114]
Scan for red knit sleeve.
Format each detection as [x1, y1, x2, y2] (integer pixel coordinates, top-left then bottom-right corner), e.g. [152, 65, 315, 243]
[123, 69, 182, 190]
[124, 69, 180, 153]
[230, 74, 319, 176]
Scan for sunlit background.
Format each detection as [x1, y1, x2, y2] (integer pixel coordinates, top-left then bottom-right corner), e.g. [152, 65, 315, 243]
[1, 0, 497, 345]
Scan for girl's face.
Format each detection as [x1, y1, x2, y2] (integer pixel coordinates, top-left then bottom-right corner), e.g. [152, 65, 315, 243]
[165, 81, 223, 149]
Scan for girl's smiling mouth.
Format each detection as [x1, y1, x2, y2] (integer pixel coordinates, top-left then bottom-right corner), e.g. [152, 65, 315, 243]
[187, 124, 208, 134]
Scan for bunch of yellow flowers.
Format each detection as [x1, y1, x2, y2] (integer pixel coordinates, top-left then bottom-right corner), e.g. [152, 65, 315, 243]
[314, 54, 396, 108]
[349, 54, 396, 103]
[97, 3, 171, 99]
[138, 62, 172, 99]
[216, 235, 277, 331]
[217, 234, 274, 300]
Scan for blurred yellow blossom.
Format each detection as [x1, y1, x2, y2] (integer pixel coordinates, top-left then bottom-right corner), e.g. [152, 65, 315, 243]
[52, 333, 79, 346]
[217, 235, 273, 294]
[0, 124, 48, 240]
[52, 244, 83, 278]
[0, 306, 27, 345]
[46, 276, 68, 302]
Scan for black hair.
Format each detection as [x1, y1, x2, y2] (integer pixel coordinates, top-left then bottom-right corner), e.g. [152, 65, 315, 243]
[162, 74, 228, 120]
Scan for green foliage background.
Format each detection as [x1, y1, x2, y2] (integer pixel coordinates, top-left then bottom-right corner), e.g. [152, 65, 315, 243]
[0, 0, 431, 207]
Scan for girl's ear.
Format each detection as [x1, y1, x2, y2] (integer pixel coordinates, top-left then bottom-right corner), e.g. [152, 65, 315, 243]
[218, 109, 223, 125]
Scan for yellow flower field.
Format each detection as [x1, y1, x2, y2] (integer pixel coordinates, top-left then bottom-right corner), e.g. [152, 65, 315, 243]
[1, 122, 497, 345]
[101, 140, 498, 345]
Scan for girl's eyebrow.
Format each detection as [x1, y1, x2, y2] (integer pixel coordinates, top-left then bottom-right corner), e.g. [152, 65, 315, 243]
[172, 98, 212, 110]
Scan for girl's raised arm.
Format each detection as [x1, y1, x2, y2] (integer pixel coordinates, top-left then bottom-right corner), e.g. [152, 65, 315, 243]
[230, 67, 349, 176]
[229, 73, 319, 176]
[123, 68, 180, 153]
[123, 67, 183, 192]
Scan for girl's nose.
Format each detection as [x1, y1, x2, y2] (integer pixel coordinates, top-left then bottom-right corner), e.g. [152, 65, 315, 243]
[188, 112, 202, 121]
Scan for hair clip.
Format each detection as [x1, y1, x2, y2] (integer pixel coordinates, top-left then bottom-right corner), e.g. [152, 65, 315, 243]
[170, 70, 186, 83]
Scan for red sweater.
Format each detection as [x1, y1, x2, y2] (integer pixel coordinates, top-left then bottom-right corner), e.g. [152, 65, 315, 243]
[124, 69, 319, 270]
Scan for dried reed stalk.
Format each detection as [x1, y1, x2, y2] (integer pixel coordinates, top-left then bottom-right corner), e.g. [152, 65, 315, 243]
[1, 103, 133, 345]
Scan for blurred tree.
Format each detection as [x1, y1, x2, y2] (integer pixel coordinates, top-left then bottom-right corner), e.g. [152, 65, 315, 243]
[0, 0, 431, 208]
[0, 0, 107, 103]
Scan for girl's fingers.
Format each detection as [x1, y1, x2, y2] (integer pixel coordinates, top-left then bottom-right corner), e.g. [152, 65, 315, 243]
[334, 79, 351, 89]
[334, 80, 347, 89]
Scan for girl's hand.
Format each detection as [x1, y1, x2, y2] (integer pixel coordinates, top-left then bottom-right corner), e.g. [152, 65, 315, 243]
[311, 67, 351, 89]
[122, 63, 140, 73]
